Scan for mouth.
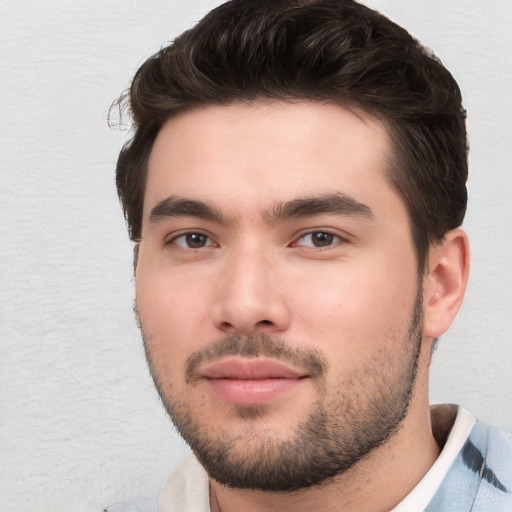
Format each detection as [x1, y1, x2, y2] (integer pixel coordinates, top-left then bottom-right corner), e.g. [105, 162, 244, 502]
[197, 357, 309, 406]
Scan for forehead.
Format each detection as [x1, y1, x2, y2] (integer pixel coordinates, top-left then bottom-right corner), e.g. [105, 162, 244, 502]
[144, 101, 398, 221]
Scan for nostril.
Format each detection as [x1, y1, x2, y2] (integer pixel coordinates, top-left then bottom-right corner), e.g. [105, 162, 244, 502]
[258, 320, 273, 326]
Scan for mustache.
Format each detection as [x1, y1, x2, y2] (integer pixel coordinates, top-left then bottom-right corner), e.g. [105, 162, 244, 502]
[185, 334, 327, 383]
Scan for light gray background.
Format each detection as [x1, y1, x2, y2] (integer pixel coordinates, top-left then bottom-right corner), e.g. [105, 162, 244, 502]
[1, 1, 511, 510]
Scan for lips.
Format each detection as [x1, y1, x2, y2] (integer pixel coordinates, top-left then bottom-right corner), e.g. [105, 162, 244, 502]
[200, 358, 306, 380]
[198, 357, 308, 405]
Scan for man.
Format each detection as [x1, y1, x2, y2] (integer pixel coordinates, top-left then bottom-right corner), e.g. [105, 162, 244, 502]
[113, 0, 512, 510]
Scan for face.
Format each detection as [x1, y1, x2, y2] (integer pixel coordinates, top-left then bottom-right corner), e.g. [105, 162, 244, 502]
[136, 102, 424, 490]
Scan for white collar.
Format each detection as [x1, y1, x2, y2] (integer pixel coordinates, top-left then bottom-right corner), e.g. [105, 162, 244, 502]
[391, 406, 476, 511]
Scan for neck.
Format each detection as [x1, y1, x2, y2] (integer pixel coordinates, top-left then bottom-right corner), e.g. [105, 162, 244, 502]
[210, 386, 439, 512]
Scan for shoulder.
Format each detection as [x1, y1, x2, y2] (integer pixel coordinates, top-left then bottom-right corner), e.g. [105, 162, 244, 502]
[102, 492, 160, 512]
[467, 421, 512, 511]
[103, 456, 209, 512]
[428, 410, 512, 512]
[159, 455, 210, 512]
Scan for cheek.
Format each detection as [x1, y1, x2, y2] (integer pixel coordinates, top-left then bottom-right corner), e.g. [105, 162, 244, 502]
[135, 266, 213, 369]
[290, 255, 418, 356]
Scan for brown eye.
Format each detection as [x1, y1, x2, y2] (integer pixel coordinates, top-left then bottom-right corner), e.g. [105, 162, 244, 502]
[311, 232, 335, 247]
[296, 231, 339, 248]
[172, 233, 211, 249]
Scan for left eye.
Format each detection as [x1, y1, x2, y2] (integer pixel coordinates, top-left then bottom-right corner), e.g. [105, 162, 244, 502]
[171, 233, 213, 249]
[295, 231, 341, 248]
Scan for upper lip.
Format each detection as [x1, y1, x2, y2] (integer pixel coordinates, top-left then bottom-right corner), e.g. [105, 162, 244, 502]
[198, 357, 307, 380]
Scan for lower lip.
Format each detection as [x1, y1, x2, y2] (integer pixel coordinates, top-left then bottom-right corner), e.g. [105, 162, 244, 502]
[205, 378, 304, 405]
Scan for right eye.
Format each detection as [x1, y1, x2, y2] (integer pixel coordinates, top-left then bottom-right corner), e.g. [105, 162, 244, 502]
[170, 232, 214, 249]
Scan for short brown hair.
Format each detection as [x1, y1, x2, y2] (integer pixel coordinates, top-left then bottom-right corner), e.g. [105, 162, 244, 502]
[113, 0, 468, 272]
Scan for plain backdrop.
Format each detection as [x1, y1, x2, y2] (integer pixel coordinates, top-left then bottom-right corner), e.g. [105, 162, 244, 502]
[0, 1, 511, 510]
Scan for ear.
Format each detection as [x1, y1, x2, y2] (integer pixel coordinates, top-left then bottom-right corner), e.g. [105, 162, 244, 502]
[422, 228, 470, 338]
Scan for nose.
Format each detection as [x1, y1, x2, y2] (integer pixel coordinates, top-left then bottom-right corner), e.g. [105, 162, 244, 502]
[212, 248, 290, 336]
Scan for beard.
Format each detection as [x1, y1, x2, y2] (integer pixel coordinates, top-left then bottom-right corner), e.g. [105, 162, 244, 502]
[139, 290, 423, 492]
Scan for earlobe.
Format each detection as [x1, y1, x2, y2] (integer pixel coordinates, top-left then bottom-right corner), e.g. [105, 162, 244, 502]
[422, 228, 470, 338]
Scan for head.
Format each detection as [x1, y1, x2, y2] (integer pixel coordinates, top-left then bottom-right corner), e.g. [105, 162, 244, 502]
[113, 0, 469, 493]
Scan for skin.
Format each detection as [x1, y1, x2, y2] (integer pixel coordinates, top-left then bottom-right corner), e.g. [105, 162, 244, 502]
[135, 101, 469, 512]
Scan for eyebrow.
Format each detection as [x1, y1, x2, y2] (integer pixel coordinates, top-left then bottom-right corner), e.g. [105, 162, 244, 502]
[148, 192, 374, 226]
[265, 193, 374, 223]
[149, 196, 233, 225]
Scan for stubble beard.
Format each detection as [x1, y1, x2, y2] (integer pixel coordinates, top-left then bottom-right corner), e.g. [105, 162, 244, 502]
[139, 291, 423, 492]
